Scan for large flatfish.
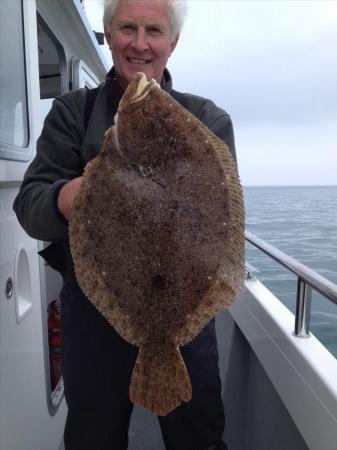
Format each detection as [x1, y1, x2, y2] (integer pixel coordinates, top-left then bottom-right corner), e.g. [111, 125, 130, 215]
[69, 73, 245, 416]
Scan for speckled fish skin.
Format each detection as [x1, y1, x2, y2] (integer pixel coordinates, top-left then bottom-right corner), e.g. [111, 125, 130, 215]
[69, 73, 245, 416]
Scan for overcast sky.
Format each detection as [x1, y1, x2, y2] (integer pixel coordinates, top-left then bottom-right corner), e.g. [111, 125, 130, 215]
[83, 0, 337, 187]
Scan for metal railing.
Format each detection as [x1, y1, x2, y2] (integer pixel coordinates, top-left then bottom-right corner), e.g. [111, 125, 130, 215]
[245, 231, 337, 338]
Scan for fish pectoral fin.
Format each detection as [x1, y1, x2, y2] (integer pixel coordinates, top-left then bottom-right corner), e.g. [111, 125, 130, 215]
[129, 345, 192, 416]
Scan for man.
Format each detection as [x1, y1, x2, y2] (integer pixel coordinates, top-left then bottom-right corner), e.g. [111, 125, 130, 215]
[14, 0, 236, 449]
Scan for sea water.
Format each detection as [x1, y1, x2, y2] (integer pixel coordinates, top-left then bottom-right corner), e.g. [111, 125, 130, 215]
[244, 185, 337, 358]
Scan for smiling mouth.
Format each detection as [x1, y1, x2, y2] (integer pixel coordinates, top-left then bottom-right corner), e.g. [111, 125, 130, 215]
[127, 57, 150, 65]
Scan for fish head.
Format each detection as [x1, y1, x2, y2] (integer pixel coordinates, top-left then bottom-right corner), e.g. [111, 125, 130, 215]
[118, 72, 156, 111]
[113, 72, 180, 167]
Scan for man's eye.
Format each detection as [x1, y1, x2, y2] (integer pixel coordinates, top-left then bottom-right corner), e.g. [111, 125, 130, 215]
[147, 27, 162, 36]
[121, 25, 135, 34]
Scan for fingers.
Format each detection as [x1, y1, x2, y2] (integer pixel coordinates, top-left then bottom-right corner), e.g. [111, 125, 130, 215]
[57, 176, 83, 221]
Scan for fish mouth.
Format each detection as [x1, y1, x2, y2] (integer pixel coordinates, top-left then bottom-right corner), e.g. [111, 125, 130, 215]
[118, 72, 160, 110]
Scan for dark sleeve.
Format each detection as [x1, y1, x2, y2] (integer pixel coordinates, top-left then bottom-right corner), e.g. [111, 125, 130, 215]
[13, 91, 86, 241]
[207, 113, 237, 165]
[170, 90, 237, 165]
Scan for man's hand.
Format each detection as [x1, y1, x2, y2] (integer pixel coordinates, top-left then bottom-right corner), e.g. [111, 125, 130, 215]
[57, 177, 83, 221]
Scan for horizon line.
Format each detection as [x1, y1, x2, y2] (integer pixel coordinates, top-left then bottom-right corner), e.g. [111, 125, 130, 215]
[243, 184, 337, 188]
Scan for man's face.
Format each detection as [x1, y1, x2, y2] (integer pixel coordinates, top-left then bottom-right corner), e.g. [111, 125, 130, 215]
[105, 0, 179, 84]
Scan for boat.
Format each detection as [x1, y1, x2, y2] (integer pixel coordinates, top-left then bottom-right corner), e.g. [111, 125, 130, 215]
[1, 1, 337, 449]
[1, 1, 107, 449]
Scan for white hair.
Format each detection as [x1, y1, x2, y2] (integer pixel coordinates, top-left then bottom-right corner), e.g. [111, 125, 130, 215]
[103, 0, 188, 39]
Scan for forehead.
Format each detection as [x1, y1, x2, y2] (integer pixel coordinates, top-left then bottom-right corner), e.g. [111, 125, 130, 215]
[113, 0, 170, 26]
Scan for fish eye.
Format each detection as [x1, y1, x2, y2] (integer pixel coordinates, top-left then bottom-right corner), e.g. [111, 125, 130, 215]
[162, 109, 170, 119]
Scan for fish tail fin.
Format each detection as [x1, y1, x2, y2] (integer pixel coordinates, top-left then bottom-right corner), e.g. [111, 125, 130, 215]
[129, 345, 192, 416]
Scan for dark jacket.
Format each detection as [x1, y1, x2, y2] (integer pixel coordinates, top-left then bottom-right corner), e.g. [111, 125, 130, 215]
[13, 68, 236, 243]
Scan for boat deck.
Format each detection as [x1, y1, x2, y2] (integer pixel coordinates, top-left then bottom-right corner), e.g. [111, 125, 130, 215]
[126, 309, 309, 450]
[129, 406, 164, 450]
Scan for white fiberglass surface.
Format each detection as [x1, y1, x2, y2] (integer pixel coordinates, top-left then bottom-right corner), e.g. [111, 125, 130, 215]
[231, 280, 337, 450]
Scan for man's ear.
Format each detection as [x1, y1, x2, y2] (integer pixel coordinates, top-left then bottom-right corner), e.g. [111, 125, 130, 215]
[104, 26, 112, 49]
[169, 34, 180, 56]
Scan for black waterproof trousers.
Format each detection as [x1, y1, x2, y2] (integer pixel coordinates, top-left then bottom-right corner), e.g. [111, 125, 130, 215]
[61, 272, 226, 450]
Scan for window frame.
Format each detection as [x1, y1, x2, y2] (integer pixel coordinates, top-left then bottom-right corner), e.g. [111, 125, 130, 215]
[0, 0, 31, 161]
[72, 58, 100, 90]
[36, 13, 68, 100]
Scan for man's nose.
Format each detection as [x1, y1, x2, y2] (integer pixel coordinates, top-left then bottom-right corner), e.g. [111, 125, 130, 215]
[131, 28, 149, 52]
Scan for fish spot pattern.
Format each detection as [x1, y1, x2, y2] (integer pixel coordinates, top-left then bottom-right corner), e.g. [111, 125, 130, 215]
[69, 73, 245, 416]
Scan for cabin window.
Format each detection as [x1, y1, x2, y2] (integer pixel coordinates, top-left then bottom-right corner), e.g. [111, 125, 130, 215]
[37, 17, 66, 98]
[0, 0, 29, 149]
[72, 59, 100, 90]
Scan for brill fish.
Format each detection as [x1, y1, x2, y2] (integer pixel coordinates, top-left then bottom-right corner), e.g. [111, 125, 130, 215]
[69, 73, 245, 416]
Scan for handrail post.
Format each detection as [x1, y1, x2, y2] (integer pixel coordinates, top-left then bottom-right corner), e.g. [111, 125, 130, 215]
[295, 278, 312, 337]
